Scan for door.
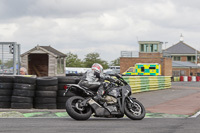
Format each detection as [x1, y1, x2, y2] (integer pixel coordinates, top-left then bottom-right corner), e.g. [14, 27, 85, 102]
[28, 54, 48, 77]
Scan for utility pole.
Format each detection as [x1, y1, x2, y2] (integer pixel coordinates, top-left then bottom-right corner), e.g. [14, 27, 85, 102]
[196, 49, 198, 64]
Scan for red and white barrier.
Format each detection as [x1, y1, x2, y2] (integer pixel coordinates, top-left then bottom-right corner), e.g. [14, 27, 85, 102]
[174, 76, 200, 82]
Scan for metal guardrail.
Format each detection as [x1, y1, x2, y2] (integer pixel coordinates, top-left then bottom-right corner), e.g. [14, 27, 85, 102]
[121, 51, 139, 57]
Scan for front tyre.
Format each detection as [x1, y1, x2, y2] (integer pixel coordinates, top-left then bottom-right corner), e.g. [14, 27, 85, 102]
[66, 96, 92, 120]
[125, 98, 146, 120]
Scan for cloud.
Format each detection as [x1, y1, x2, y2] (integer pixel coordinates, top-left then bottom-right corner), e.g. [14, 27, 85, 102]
[0, 0, 200, 62]
[62, 43, 138, 61]
[0, 23, 18, 39]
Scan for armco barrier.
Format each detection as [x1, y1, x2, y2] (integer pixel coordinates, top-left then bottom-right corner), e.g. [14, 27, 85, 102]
[122, 76, 171, 94]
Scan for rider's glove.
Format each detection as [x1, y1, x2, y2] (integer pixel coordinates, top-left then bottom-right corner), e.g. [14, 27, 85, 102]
[115, 79, 121, 85]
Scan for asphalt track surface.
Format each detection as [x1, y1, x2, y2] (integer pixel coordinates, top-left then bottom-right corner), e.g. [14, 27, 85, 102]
[134, 82, 200, 116]
[0, 116, 200, 133]
[1, 82, 200, 118]
[0, 82, 200, 133]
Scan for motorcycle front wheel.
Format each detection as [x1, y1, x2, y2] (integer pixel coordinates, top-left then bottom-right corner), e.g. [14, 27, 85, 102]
[124, 98, 146, 120]
[66, 96, 92, 120]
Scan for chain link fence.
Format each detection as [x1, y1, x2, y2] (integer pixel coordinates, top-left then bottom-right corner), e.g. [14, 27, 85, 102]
[0, 42, 21, 75]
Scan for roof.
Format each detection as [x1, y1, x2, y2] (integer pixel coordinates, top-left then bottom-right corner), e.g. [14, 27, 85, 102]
[21, 45, 67, 57]
[40, 46, 67, 57]
[165, 41, 200, 54]
[172, 61, 200, 68]
[138, 41, 162, 44]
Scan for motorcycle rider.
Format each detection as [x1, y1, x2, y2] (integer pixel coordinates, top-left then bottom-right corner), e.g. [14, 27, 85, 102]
[78, 63, 116, 102]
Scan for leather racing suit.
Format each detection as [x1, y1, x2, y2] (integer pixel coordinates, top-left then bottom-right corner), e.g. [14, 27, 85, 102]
[78, 69, 115, 101]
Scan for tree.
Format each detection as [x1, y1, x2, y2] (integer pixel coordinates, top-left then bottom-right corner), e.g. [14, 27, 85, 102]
[110, 57, 120, 66]
[65, 52, 84, 67]
[83, 52, 109, 69]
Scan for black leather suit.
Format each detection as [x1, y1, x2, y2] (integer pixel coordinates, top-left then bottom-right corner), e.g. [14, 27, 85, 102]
[78, 69, 115, 101]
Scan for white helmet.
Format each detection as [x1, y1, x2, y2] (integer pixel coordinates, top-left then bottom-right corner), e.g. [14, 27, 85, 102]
[91, 63, 103, 74]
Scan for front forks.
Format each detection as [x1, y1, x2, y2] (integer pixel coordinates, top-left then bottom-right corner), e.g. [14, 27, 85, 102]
[127, 97, 136, 104]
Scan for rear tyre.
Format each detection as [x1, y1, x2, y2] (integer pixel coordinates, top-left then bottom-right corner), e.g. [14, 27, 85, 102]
[66, 96, 92, 120]
[124, 98, 146, 120]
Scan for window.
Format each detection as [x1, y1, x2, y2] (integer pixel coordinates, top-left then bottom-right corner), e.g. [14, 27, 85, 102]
[150, 44, 153, 52]
[141, 44, 158, 53]
[180, 70, 185, 76]
[57, 58, 64, 74]
[141, 44, 144, 52]
[173, 70, 180, 76]
[141, 67, 144, 72]
[116, 66, 120, 69]
[150, 44, 158, 52]
[187, 56, 195, 62]
[110, 66, 120, 70]
[127, 68, 133, 72]
[140, 44, 148, 52]
[153, 44, 158, 52]
[141, 44, 149, 52]
[173, 56, 181, 61]
[149, 67, 156, 69]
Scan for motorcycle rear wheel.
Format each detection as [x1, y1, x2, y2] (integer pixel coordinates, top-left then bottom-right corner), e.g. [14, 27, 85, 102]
[66, 96, 92, 120]
[125, 98, 146, 120]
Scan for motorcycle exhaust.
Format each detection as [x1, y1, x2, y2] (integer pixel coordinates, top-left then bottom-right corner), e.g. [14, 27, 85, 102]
[88, 99, 110, 116]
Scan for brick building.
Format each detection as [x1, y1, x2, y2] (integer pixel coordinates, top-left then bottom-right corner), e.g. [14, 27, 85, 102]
[120, 41, 172, 76]
[120, 34, 200, 77]
[172, 61, 200, 76]
[165, 37, 200, 76]
[165, 40, 200, 63]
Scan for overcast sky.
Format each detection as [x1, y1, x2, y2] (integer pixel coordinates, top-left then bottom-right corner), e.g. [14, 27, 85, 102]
[1, 0, 200, 62]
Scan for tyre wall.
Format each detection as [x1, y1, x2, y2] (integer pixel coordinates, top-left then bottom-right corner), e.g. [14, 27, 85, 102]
[57, 76, 80, 109]
[11, 76, 36, 109]
[0, 75, 81, 109]
[0, 75, 170, 109]
[35, 77, 58, 109]
[0, 76, 14, 108]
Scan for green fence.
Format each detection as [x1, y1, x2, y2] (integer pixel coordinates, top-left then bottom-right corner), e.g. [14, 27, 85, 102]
[123, 76, 171, 93]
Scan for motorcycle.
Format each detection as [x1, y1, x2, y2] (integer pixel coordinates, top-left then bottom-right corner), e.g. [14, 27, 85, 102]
[63, 74, 146, 120]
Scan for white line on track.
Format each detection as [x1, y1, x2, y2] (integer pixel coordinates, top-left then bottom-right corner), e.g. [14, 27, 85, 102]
[189, 110, 200, 118]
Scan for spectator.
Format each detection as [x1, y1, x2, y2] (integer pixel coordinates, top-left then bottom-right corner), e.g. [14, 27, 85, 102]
[20, 67, 28, 75]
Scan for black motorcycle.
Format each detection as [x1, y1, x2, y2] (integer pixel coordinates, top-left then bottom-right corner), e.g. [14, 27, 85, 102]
[63, 74, 146, 120]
